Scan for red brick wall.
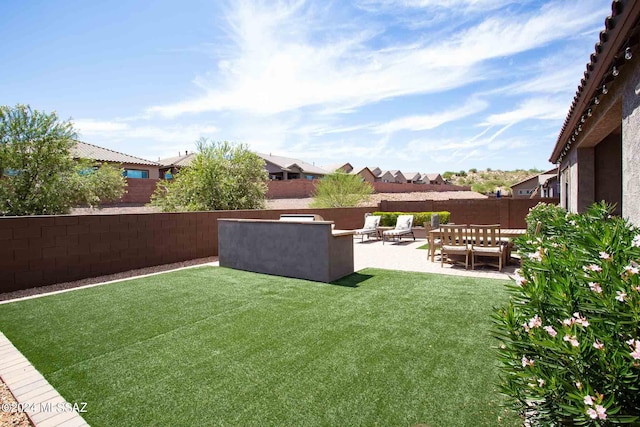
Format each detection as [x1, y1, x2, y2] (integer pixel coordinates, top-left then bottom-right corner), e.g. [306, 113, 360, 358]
[115, 178, 160, 204]
[0, 207, 373, 292]
[267, 180, 318, 198]
[378, 198, 558, 228]
[1, 199, 556, 293]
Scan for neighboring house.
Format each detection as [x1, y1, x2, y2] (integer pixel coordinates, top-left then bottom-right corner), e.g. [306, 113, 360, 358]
[549, 0, 640, 221]
[324, 163, 377, 183]
[370, 166, 382, 177]
[390, 170, 407, 184]
[256, 153, 328, 180]
[72, 140, 160, 179]
[422, 173, 445, 185]
[323, 162, 353, 173]
[540, 174, 559, 198]
[403, 172, 422, 183]
[510, 168, 559, 198]
[158, 151, 328, 181]
[158, 151, 197, 179]
[376, 170, 396, 183]
[350, 166, 377, 183]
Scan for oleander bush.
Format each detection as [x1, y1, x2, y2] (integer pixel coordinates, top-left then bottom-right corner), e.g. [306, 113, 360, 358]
[493, 202, 640, 426]
[373, 211, 450, 227]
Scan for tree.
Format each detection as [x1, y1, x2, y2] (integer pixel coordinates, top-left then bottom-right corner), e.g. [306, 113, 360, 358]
[150, 138, 268, 211]
[0, 104, 126, 215]
[310, 172, 374, 208]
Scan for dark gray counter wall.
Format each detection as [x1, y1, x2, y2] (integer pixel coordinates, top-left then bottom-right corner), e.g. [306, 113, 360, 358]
[218, 219, 354, 283]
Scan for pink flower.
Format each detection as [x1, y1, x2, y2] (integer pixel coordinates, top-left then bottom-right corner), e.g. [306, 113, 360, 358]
[562, 317, 574, 326]
[593, 340, 604, 350]
[595, 405, 607, 420]
[587, 408, 598, 419]
[583, 264, 602, 272]
[632, 235, 640, 248]
[528, 315, 542, 329]
[564, 334, 580, 347]
[584, 395, 594, 406]
[624, 265, 639, 275]
[576, 381, 582, 390]
[616, 291, 627, 302]
[528, 248, 544, 262]
[544, 326, 558, 337]
[599, 251, 611, 259]
[521, 356, 535, 367]
[589, 282, 603, 293]
[513, 271, 527, 286]
[628, 339, 640, 360]
[573, 312, 589, 327]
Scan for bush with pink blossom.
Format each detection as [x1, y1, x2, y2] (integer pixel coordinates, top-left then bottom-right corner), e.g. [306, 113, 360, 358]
[494, 202, 640, 425]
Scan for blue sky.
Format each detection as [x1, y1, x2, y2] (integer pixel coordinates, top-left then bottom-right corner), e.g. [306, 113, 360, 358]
[1, 0, 610, 172]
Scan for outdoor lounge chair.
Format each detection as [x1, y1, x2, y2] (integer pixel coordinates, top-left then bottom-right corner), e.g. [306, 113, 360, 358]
[439, 224, 470, 269]
[470, 224, 505, 271]
[383, 215, 415, 244]
[353, 215, 381, 242]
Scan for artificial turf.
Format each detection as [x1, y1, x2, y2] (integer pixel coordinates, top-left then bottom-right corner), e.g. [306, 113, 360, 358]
[0, 267, 519, 427]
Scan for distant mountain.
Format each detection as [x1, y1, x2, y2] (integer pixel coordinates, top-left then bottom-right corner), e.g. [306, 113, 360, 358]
[442, 168, 544, 195]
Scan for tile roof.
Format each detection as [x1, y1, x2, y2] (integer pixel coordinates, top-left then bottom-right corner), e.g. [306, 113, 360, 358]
[256, 153, 329, 175]
[72, 141, 159, 166]
[510, 168, 558, 188]
[158, 153, 197, 167]
[423, 173, 442, 181]
[322, 162, 352, 173]
[403, 172, 421, 181]
[551, 0, 640, 163]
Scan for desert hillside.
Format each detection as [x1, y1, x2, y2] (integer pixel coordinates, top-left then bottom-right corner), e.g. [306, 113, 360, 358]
[443, 168, 545, 195]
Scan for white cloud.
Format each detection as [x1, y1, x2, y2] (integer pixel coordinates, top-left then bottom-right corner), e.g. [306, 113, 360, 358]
[146, 0, 604, 118]
[73, 119, 129, 132]
[373, 97, 487, 134]
[482, 97, 568, 126]
[74, 119, 218, 144]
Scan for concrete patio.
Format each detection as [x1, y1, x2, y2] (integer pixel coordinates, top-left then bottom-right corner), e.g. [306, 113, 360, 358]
[353, 236, 518, 280]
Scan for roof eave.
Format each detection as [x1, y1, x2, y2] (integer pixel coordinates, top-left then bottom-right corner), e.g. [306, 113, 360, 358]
[550, 0, 640, 164]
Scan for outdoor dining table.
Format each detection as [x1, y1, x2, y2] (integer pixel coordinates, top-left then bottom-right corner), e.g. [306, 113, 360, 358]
[427, 227, 527, 263]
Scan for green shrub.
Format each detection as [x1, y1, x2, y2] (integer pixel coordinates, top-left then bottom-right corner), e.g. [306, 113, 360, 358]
[372, 211, 450, 227]
[493, 202, 640, 426]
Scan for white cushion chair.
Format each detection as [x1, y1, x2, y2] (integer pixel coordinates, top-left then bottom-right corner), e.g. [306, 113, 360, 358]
[353, 215, 381, 242]
[382, 215, 415, 244]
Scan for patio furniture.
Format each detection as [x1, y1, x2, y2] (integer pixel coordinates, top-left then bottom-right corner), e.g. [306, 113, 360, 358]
[353, 215, 381, 242]
[382, 215, 415, 244]
[424, 222, 442, 259]
[439, 224, 470, 269]
[469, 224, 505, 271]
[427, 227, 526, 262]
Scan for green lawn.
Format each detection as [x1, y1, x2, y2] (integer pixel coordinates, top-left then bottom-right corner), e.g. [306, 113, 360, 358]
[0, 267, 519, 427]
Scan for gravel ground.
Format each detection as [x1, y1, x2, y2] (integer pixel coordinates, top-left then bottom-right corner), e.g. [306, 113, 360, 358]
[0, 257, 217, 302]
[0, 380, 32, 427]
[266, 191, 487, 209]
[68, 191, 487, 214]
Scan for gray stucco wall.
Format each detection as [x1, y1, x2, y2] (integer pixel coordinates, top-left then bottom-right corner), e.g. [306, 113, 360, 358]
[218, 219, 354, 283]
[622, 55, 640, 225]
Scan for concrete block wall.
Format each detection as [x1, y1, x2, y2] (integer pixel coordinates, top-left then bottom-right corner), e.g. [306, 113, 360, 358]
[116, 178, 160, 204]
[1, 199, 548, 293]
[378, 198, 558, 228]
[0, 207, 373, 292]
